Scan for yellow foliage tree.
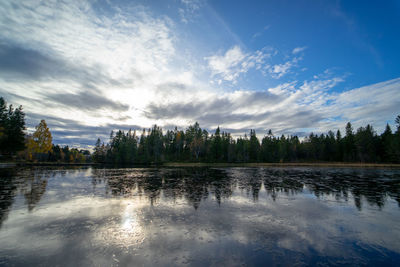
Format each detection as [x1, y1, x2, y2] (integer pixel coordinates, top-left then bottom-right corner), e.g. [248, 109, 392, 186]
[25, 135, 36, 160]
[32, 120, 52, 154]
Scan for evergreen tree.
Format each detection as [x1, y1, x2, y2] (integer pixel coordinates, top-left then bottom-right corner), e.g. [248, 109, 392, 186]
[393, 115, 400, 162]
[89, 117, 400, 164]
[93, 138, 106, 163]
[344, 122, 356, 161]
[380, 124, 394, 162]
[395, 115, 400, 133]
[210, 127, 222, 162]
[186, 122, 204, 161]
[354, 125, 377, 162]
[335, 129, 343, 161]
[249, 129, 260, 162]
[0, 97, 26, 156]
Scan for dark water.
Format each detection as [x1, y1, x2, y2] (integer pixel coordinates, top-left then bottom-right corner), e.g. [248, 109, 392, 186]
[0, 167, 400, 266]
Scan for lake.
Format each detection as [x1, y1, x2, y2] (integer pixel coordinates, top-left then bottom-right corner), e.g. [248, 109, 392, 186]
[0, 166, 400, 266]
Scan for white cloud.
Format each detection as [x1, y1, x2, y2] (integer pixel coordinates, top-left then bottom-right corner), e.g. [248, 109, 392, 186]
[267, 82, 297, 95]
[144, 76, 400, 136]
[269, 61, 293, 79]
[0, 1, 178, 125]
[267, 57, 301, 79]
[205, 46, 271, 84]
[0, 0, 197, 147]
[292, 46, 307, 54]
[326, 78, 400, 128]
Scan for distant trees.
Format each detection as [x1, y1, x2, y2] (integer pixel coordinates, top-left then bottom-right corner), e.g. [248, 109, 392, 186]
[0, 97, 90, 163]
[1, 96, 399, 165]
[94, 117, 400, 165]
[0, 97, 26, 156]
[46, 144, 89, 163]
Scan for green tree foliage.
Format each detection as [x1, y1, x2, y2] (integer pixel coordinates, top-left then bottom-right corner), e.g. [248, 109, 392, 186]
[210, 126, 222, 162]
[344, 122, 356, 161]
[379, 124, 395, 162]
[185, 122, 205, 161]
[108, 129, 138, 164]
[93, 138, 106, 163]
[354, 124, 377, 162]
[249, 130, 260, 162]
[0, 97, 26, 155]
[396, 115, 400, 133]
[94, 115, 400, 164]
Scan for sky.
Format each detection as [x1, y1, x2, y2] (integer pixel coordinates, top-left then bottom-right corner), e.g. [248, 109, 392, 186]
[0, 0, 400, 148]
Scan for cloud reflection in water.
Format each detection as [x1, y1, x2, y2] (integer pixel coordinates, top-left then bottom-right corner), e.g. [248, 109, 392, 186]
[0, 166, 400, 266]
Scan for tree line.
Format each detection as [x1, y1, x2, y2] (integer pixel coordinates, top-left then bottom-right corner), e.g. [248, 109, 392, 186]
[1, 96, 399, 164]
[93, 119, 400, 164]
[0, 97, 90, 162]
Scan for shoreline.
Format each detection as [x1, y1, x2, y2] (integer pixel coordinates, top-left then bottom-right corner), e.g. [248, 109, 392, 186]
[162, 162, 400, 168]
[2, 161, 400, 168]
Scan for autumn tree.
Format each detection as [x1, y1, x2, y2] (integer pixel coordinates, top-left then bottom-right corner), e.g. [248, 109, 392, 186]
[26, 120, 52, 161]
[33, 120, 52, 153]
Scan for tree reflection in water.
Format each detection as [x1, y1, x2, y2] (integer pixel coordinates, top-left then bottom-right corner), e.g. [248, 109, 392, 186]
[0, 168, 18, 227]
[0, 167, 85, 226]
[90, 167, 400, 210]
[0, 166, 399, 226]
[0, 166, 400, 266]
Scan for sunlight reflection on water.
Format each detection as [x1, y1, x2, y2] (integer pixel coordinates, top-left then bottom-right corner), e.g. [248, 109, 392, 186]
[91, 199, 146, 251]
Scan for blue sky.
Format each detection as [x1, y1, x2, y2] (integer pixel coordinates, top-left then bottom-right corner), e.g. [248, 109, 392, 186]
[0, 0, 399, 147]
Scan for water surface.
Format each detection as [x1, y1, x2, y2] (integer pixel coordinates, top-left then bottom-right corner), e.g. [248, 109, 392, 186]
[1, 167, 400, 266]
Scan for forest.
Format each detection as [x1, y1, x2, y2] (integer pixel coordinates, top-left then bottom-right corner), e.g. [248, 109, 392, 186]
[1, 97, 399, 164]
[93, 118, 400, 164]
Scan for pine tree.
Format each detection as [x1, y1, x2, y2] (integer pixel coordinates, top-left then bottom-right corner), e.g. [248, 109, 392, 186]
[0, 97, 26, 156]
[93, 138, 105, 163]
[344, 122, 356, 161]
[380, 124, 394, 162]
[249, 129, 260, 162]
[210, 126, 222, 162]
